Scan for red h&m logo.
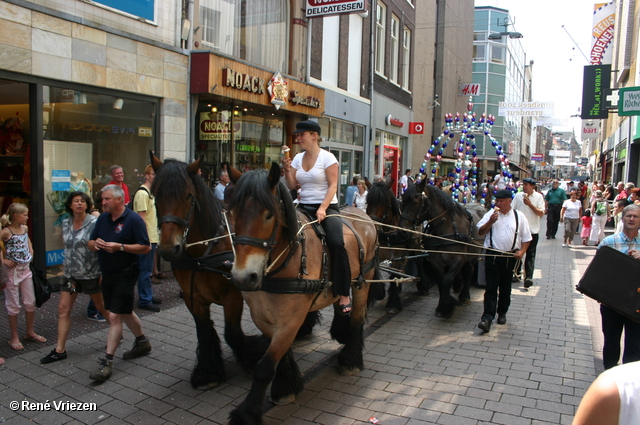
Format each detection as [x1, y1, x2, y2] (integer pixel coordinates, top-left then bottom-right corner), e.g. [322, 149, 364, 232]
[409, 122, 424, 134]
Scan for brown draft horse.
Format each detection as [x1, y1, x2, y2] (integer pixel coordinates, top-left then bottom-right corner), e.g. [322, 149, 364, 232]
[400, 180, 483, 318]
[366, 181, 432, 313]
[226, 163, 382, 425]
[150, 154, 264, 390]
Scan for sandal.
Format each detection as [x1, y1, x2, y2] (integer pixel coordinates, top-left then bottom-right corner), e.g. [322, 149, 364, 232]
[24, 335, 47, 343]
[339, 303, 352, 316]
[8, 341, 24, 350]
[0, 357, 4, 366]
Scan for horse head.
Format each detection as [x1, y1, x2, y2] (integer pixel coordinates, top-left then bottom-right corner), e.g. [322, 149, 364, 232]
[228, 162, 297, 291]
[150, 152, 219, 261]
[400, 178, 427, 228]
[366, 181, 399, 226]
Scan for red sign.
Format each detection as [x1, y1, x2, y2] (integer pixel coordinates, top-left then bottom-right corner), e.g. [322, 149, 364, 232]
[409, 122, 424, 134]
[531, 153, 544, 161]
[460, 83, 480, 96]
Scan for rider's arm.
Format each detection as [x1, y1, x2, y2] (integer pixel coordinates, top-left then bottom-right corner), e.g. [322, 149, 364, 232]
[321, 163, 339, 211]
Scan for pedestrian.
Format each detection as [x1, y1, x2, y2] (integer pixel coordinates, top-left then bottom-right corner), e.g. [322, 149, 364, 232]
[597, 204, 640, 369]
[353, 179, 368, 211]
[572, 360, 640, 425]
[41, 192, 109, 364]
[581, 209, 592, 246]
[88, 184, 151, 382]
[282, 120, 352, 315]
[590, 190, 609, 245]
[544, 179, 567, 239]
[214, 169, 230, 202]
[511, 177, 544, 288]
[1, 203, 46, 350]
[132, 164, 162, 312]
[86, 191, 106, 322]
[560, 190, 582, 247]
[108, 164, 130, 206]
[476, 190, 532, 333]
[344, 176, 358, 207]
[399, 169, 412, 194]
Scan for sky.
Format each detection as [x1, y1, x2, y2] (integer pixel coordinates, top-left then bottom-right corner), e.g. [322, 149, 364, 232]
[475, 0, 596, 134]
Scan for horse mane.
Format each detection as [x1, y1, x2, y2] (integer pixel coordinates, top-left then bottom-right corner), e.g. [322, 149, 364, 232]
[367, 181, 400, 215]
[423, 184, 469, 218]
[228, 169, 298, 243]
[151, 159, 222, 237]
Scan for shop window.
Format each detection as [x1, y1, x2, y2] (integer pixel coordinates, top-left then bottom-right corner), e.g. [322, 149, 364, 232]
[42, 86, 156, 278]
[0, 79, 31, 232]
[198, 0, 289, 72]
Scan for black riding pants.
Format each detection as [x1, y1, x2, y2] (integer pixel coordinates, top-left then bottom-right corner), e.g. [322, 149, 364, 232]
[300, 203, 352, 297]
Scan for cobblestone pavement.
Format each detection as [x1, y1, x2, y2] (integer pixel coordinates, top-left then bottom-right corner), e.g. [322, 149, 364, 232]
[0, 227, 609, 424]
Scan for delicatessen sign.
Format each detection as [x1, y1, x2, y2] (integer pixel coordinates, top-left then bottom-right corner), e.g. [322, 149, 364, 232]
[306, 0, 365, 18]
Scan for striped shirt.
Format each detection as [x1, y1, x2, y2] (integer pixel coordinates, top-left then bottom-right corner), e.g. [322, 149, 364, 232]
[598, 231, 640, 254]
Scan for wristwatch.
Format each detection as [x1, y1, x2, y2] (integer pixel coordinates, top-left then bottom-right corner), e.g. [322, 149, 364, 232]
[120, 244, 125, 252]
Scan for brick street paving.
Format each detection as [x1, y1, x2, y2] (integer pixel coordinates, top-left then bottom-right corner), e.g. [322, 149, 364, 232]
[0, 227, 610, 424]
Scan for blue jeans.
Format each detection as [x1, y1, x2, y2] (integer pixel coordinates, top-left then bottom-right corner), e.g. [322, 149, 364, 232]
[137, 243, 156, 307]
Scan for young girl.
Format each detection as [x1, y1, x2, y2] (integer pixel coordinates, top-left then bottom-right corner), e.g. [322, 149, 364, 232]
[581, 209, 592, 246]
[1, 203, 46, 350]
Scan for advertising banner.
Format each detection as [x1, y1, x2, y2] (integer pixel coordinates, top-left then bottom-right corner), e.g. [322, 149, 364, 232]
[581, 65, 611, 119]
[305, 0, 365, 18]
[591, 2, 615, 65]
[498, 101, 554, 117]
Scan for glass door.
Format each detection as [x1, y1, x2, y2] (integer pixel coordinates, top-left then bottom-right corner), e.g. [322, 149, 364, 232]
[329, 148, 352, 205]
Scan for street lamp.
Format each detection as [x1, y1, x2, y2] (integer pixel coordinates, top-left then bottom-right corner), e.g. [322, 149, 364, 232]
[488, 31, 523, 40]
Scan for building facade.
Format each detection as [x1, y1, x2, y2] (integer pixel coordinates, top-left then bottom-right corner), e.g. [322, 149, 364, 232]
[0, 0, 188, 279]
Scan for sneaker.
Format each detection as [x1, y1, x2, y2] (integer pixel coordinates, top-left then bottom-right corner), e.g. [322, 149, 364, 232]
[89, 358, 113, 382]
[41, 349, 67, 364]
[151, 297, 162, 305]
[87, 313, 107, 323]
[123, 339, 151, 360]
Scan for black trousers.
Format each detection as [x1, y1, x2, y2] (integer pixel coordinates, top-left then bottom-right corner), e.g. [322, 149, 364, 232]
[524, 233, 539, 280]
[600, 304, 640, 369]
[300, 203, 351, 297]
[482, 256, 516, 322]
[546, 204, 562, 238]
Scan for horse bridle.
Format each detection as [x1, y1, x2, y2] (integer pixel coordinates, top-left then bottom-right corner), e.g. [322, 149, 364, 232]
[234, 220, 279, 251]
[158, 195, 198, 247]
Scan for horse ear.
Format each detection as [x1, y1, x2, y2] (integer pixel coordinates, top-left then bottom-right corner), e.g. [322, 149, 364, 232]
[268, 162, 280, 190]
[224, 162, 243, 184]
[186, 156, 203, 176]
[416, 178, 427, 193]
[150, 150, 162, 171]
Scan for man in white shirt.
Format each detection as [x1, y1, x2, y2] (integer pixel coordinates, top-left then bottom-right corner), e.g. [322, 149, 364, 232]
[511, 178, 545, 288]
[476, 190, 532, 333]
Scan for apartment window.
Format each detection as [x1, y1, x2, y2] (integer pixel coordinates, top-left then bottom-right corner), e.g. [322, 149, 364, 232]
[198, 0, 289, 72]
[375, 1, 386, 75]
[473, 32, 486, 41]
[402, 27, 411, 90]
[389, 15, 399, 83]
[473, 44, 486, 61]
[491, 45, 505, 64]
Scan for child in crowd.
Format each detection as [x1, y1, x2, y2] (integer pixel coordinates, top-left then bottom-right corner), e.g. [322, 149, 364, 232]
[1, 203, 46, 350]
[581, 209, 592, 246]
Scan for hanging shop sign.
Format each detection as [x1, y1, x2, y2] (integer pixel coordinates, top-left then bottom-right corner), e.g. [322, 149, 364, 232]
[590, 2, 615, 65]
[191, 53, 324, 115]
[581, 65, 611, 119]
[305, 0, 366, 18]
[409, 122, 424, 134]
[581, 120, 599, 139]
[618, 86, 640, 116]
[459, 83, 480, 96]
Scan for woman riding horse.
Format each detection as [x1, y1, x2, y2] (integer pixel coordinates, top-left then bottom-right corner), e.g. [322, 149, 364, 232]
[226, 162, 381, 425]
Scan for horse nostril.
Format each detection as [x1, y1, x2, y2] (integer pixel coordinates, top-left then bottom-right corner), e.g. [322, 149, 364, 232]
[248, 272, 260, 288]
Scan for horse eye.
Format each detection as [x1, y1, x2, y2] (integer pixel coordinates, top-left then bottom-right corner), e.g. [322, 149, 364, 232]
[265, 212, 273, 221]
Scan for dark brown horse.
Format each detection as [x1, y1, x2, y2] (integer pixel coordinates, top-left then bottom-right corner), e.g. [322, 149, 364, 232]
[366, 181, 431, 313]
[226, 163, 382, 425]
[400, 180, 482, 318]
[150, 154, 264, 390]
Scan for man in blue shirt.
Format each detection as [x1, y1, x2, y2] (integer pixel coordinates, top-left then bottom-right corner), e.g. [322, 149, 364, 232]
[88, 184, 151, 382]
[598, 204, 640, 369]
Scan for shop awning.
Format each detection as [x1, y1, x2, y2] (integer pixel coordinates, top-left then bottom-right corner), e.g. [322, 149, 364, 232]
[508, 162, 531, 175]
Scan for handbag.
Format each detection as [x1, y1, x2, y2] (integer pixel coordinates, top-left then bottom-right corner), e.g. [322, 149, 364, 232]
[30, 262, 52, 308]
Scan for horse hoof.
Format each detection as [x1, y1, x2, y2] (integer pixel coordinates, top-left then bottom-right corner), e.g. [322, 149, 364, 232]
[339, 366, 361, 376]
[269, 393, 296, 406]
[458, 299, 471, 306]
[416, 290, 429, 296]
[435, 311, 454, 319]
[196, 381, 220, 390]
[386, 308, 400, 314]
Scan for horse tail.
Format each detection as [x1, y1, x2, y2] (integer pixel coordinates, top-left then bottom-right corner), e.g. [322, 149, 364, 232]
[295, 310, 322, 340]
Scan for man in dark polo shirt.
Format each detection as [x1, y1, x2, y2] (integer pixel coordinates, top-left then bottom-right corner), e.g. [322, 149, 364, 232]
[88, 184, 151, 382]
[544, 179, 567, 240]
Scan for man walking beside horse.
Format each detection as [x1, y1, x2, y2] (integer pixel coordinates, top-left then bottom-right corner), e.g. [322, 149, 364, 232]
[476, 190, 532, 333]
